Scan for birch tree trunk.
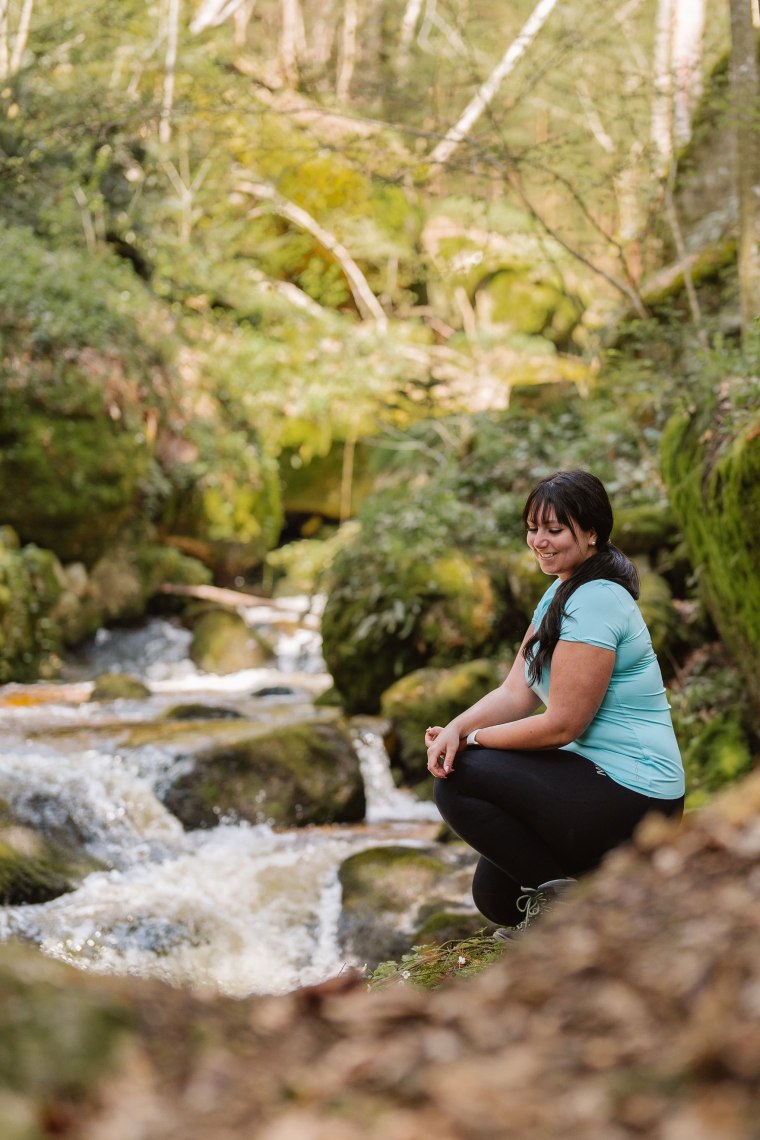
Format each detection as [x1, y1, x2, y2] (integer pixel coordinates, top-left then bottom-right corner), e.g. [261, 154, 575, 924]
[0, 0, 34, 81]
[160, 0, 181, 146]
[729, 0, 760, 343]
[429, 0, 560, 168]
[281, 0, 306, 88]
[651, 0, 674, 171]
[336, 0, 358, 101]
[672, 0, 705, 148]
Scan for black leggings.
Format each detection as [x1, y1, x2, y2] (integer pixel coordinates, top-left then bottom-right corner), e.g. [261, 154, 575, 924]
[434, 747, 684, 927]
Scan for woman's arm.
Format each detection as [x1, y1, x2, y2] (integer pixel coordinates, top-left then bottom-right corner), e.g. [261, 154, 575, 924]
[425, 627, 541, 763]
[428, 638, 615, 777]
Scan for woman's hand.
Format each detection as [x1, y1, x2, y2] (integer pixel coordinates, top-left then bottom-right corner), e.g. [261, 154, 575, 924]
[425, 724, 462, 778]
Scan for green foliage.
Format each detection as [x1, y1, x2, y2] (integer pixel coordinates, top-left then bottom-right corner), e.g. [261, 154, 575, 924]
[321, 393, 674, 710]
[0, 222, 168, 369]
[669, 651, 756, 808]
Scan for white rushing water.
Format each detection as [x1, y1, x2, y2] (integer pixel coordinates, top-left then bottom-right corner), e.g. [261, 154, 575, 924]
[0, 600, 441, 995]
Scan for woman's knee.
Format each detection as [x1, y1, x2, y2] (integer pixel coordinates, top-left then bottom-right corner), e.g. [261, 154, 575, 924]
[433, 775, 457, 820]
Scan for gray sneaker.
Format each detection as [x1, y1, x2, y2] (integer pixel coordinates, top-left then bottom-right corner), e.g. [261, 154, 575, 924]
[515, 877, 577, 931]
[491, 877, 576, 943]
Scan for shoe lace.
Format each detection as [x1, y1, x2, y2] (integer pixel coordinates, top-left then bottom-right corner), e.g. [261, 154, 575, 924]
[515, 887, 548, 930]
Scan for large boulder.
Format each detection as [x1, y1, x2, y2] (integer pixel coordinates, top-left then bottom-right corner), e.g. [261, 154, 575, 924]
[161, 714, 366, 828]
[188, 608, 272, 674]
[661, 389, 760, 716]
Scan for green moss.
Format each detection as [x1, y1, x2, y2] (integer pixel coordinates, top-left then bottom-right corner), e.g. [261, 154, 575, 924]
[637, 572, 680, 666]
[661, 398, 760, 714]
[668, 650, 755, 805]
[89, 673, 151, 702]
[0, 841, 73, 906]
[0, 408, 151, 565]
[189, 609, 271, 674]
[338, 846, 447, 913]
[613, 505, 677, 555]
[475, 270, 580, 344]
[0, 825, 104, 906]
[161, 718, 365, 828]
[0, 540, 64, 683]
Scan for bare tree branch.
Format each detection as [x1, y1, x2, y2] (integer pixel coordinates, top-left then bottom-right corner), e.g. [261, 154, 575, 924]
[0, 0, 34, 81]
[237, 180, 388, 327]
[505, 168, 649, 318]
[429, 0, 560, 168]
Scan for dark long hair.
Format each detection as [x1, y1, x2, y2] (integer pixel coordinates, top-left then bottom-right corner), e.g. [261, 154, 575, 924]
[521, 470, 639, 686]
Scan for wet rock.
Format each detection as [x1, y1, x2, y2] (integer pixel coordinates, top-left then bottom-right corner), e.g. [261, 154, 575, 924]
[0, 798, 104, 905]
[162, 703, 244, 721]
[338, 843, 479, 967]
[161, 714, 365, 828]
[89, 673, 151, 701]
[189, 609, 272, 674]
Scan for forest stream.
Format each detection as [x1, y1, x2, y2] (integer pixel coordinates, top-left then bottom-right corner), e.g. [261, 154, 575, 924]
[0, 599, 441, 997]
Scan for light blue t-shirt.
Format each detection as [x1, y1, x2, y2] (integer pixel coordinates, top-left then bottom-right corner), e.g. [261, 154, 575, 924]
[528, 578, 684, 799]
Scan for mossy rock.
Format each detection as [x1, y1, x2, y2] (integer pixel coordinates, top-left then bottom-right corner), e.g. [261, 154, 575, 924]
[51, 537, 211, 648]
[474, 270, 581, 344]
[89, 673, 151, 702]
[411, 908, 486, 947]
[337, 843, 477, 967]
[380, 659, 503, 784]
[161, 716, 365, 828]
[637, 571, 680, 666]
[161, 703, 244, 721]
[0, 818, 104, 906]
[0, 406, 151, 566]
[661, 396, 760, 715]
[189, 609, 272, 674]
[613, 505, 678, 556]
[0, 536, 64, 683]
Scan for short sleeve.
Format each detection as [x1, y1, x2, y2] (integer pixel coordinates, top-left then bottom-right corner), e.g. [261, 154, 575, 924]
[558, 581, 630, 651]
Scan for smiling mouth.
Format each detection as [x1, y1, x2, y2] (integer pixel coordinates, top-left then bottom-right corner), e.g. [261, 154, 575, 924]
[537, 552, 557, 559]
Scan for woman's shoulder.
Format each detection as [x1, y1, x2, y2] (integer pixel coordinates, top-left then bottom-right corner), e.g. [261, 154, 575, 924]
[567, 579, 638, 615]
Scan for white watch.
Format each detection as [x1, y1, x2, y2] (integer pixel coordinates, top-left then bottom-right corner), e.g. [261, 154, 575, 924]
[466, 729, 481, 746]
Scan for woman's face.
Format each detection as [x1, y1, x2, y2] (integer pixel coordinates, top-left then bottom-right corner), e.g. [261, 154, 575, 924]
[526, 508, 597, 581]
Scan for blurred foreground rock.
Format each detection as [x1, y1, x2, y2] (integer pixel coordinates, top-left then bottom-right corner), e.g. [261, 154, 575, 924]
[2, 770, 760, 1139]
